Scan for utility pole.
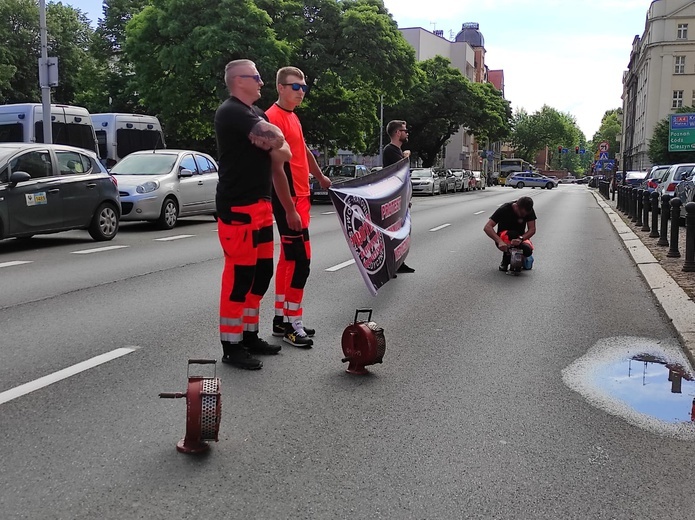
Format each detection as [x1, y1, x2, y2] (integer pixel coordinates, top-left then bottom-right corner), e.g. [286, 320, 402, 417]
[39, 0, 53, 144]
[379, 94, 384, 167]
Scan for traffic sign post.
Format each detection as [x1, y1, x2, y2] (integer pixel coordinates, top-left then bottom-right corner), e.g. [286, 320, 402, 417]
[669, 114, 695, 152]
[599, 141, 610, 153]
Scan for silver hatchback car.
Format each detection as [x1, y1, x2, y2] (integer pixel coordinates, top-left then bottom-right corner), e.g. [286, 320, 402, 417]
[111, 150, 218, 229]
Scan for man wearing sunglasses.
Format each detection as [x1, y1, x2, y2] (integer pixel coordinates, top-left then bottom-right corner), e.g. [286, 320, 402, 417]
[214, 59, 302, 370]
[383, 120, 415, 274]
[265, 66, 332, 348]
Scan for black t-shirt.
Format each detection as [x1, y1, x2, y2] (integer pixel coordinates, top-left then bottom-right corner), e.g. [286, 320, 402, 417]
[490, 202, 537, 237]
[382, 143, 404, 167]
[214, 96, 271, 214]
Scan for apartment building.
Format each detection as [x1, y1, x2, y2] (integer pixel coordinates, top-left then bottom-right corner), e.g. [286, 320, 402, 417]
[400, 24, 504, 171]
[622, 0, 695, 171]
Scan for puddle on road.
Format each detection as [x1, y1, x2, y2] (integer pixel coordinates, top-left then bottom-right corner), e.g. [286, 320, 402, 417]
[562, 337, 695, 440]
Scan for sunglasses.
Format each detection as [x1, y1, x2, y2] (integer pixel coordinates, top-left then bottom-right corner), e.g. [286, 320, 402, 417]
[237, 74, 262, 83]
[399, 129, 409, 134]
[281, 83, 309, 92]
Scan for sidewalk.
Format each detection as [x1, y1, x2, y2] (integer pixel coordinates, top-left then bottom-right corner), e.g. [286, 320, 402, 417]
[591, 189, 695, 367]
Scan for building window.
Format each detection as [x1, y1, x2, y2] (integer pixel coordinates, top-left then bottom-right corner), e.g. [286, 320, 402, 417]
[673, 90, 684, 108]
[692, 90, 695, 105]
[678, 24, 688, 39]
[675, 56, 686, 74]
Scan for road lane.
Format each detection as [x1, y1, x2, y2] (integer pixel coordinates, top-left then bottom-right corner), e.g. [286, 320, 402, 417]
[4, 185, 691, 518]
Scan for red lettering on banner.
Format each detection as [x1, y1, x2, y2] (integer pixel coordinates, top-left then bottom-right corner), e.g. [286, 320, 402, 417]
[394, 236, 410, 262]
[380, 197, 402, 220]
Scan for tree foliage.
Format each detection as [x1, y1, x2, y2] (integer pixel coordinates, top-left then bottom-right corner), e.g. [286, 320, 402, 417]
[385, 56, 511, 167]
[125, 0, 290, 151]
[648, 106, 695, 165]
[511, 105, 579, 163]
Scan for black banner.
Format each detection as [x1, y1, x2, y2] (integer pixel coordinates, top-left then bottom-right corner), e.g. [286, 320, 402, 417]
[328, 158, 412, 295]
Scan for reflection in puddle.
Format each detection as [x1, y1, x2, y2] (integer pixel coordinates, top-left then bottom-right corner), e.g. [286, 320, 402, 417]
[563, 337, 695, 440]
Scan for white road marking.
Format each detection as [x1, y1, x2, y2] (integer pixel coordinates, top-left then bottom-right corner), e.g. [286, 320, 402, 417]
[326, 259, 356, 272]
[154, 234, 195, 242]
[321, 211, 336, 215]
[0, 347, 138, 406]
[474, 211, 485, 215]
[71, 245, 129, 255]
[429, 224, 451, 232]
[0, 261, 33, 268]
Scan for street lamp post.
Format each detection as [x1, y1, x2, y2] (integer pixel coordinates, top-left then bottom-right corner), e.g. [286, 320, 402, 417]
[39, 0, 52, 144]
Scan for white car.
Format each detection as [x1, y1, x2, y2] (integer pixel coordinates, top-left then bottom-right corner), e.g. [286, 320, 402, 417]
[110, 150, 218, 229]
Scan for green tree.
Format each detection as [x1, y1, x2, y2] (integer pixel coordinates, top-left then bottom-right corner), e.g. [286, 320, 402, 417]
[384, 56, 510, 167]
[648, 106, 695, 164]
[257, 0, 417, 154]
[76, 0, 149, 113]
[0, 0, 95, 105]
[511, 105, 577, 164]
[125, 0, 290, 152]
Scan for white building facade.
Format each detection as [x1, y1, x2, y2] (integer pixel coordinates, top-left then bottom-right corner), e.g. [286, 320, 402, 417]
[622, 0, 695, 170]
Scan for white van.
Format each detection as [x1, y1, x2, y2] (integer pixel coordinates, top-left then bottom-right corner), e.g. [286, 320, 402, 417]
[0, 103, 99, 155]
[91, 113, 165, 167]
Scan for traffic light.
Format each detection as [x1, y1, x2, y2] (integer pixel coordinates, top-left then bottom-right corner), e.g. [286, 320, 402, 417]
[575, 146, 580, 154]
[557, 146, 562, 154]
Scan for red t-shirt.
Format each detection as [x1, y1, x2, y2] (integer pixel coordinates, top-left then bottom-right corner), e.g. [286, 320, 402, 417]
[265, 103, 310, 197]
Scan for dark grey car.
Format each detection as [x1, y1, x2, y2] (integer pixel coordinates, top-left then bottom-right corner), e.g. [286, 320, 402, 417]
[0, 143, 120, 241]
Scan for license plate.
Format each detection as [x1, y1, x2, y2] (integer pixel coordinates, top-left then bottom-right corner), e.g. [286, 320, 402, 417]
[313, 191, 327, 196]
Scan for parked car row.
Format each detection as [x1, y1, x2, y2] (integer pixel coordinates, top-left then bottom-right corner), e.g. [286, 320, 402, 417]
[0, 143, 219, 243]
[411, 168, 486, 196]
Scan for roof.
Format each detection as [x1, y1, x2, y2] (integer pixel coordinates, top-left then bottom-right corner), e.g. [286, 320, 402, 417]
[455, 26, 484, 48]
[488, 70, 504, 92]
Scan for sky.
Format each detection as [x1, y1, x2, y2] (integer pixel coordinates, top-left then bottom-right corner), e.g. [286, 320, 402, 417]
[69, 0, 652, 139]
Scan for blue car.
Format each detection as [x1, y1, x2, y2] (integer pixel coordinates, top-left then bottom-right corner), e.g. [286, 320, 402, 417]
[507, 172, 557, 189]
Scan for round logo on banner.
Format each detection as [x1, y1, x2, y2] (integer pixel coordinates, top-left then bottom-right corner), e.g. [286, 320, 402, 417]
[344, 195, 386, 274]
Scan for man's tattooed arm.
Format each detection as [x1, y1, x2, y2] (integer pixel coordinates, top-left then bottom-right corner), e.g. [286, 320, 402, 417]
[248, 120, 286, 151]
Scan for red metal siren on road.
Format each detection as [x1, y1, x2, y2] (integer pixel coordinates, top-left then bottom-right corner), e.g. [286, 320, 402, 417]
[341, 309, 386, 375]
[159, 359, 222, 454]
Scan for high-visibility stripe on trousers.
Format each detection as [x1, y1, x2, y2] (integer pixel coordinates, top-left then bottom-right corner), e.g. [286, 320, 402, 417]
[273, 195, 311, 323]
[218, 200, 274, 343]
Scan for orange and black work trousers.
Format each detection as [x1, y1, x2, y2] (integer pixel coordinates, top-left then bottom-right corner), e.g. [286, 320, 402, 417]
[218, 200, 274, 344]
[273, 196, 311, 324]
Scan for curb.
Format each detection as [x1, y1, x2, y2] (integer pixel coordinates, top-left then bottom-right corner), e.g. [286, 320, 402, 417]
[591, 190, 695, 368]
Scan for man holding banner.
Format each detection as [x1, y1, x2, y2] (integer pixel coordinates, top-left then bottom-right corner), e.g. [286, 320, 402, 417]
[383, 120, 415, 275]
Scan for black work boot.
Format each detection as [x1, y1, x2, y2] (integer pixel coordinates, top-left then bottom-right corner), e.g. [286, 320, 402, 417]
[243, 331, 281, 355]
[499, 252, 510, 272]
[221, 342, 263, 370]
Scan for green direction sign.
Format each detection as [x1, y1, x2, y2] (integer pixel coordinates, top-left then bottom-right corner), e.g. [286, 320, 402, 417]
[669, 113, 695, 151]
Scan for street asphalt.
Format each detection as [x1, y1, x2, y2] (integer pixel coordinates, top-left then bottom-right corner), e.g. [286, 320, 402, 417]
[0, 185, 693, 519]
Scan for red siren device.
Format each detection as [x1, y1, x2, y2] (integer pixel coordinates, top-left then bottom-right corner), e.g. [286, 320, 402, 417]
[341, 309, 386, 375]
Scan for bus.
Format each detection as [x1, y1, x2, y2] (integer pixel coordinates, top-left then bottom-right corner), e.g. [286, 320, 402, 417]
[499, 158, 534, 185]
[91, 113, 165, 168]
[0, 103, 99, 155]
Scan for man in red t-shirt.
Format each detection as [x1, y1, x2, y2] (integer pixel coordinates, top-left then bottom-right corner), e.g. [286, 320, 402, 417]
[266, 66, 331, 348]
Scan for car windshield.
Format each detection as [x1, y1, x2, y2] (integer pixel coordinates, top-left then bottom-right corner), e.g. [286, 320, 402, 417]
[110, 154, 177, 175]
[324, 165, 356, 178]
[626, 172, 646, 180]
[411, 169, 432, 177]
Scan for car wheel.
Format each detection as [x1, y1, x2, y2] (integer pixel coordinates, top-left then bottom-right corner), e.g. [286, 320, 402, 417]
[157, 197, 179, 230]
[516, 182, 524, 189]
[546, 182, 553, 190]
[16, 235, 34, 241]
[88, 202, 119, 241]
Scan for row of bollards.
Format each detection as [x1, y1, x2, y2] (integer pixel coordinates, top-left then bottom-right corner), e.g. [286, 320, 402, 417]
[615, 185, 695, 272]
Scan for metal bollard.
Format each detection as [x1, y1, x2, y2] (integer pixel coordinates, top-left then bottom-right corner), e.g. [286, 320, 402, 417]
[626, 187, 633, 218]
[636, 189, 644, 227]
[683, 202, 695, 272]
[650, 191, 660, 238]
[641, 190, 651, 232]
[667, 197, 682, 258]
[658, 195, 671, 246]
[631, 188, 639, 222]
[617, 185, 622, 210]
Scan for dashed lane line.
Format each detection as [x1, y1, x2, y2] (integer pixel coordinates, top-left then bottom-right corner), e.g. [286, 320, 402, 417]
[0, 347, 138, 406]
[321, 211, 336, 215]
[429, 223, 451, 232]
[326, 259, 356, 272]
[71, 245, 130, 255]
[474, 211, 485, 215]
[0, 261, 33, 268]
[154, 235, 195, 242]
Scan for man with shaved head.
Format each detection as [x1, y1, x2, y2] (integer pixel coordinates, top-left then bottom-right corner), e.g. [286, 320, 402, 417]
[214, 59, 301, 370]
